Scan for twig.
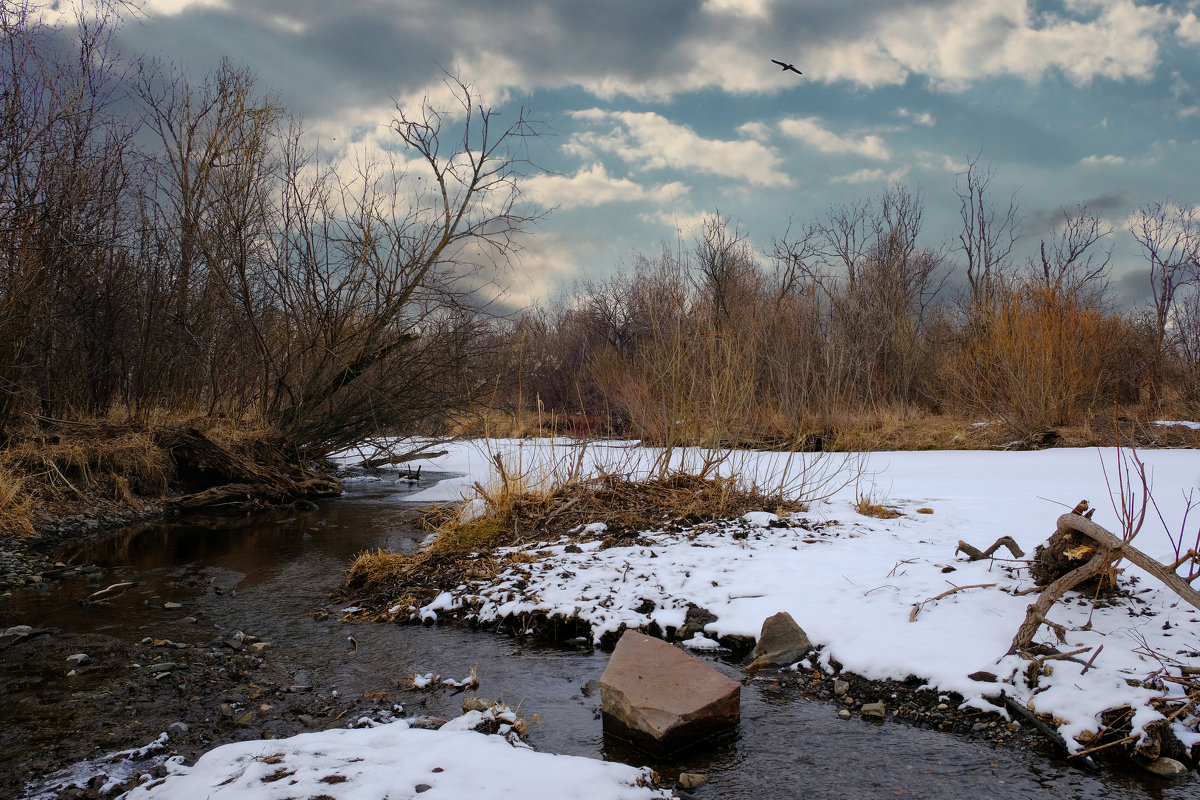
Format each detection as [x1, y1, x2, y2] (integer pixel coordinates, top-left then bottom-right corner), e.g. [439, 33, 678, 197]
[1080, 644, 1103, 674]
[909, 583, 996, 622]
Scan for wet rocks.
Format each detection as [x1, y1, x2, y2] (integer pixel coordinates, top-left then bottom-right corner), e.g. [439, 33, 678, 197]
[743, 611, 812, 672]
[861, 701, 886, 720]
[66, 653, 92, 667]
[1140, 756, 1189, 778]
[600, 630, 740, 756]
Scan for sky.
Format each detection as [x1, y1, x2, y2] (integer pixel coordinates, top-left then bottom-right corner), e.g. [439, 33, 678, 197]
[53, 0, 1200, 307]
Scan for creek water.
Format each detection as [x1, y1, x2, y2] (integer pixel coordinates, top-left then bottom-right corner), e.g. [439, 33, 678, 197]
[1, 472, 1195, 799]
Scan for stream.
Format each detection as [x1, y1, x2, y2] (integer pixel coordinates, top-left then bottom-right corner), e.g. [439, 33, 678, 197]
[1, 471, 1195, 799]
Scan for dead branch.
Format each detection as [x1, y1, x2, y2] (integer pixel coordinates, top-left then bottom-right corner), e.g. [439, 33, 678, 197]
[956, 536, 1025, 561]
[909, 583, 996, 621]
[1009, 545, 1113, 654]
[1057, 513, 1200, 611]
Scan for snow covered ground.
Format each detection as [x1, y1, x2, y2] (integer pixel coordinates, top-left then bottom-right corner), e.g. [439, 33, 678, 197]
[355, 439, 1200, 755]
[119, 709, 670, 800]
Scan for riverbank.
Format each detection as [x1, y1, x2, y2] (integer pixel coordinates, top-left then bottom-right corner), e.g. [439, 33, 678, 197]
[336, 440, 1200, 779]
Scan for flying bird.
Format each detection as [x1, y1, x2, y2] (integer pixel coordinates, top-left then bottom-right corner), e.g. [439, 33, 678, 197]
[771, 59, 802, 75]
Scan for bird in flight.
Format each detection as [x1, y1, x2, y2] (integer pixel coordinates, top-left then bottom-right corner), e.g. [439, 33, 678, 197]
[771, 59, 802, 75]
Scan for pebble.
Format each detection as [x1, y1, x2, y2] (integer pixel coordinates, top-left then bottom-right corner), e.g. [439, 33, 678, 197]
[4, 625, 33, 637]
[297, 714, 317, 727]
[163, 602, 182, 610]
[146, 662, 177, 673]
[837, 709, 851, 719]
[833, 679, 849, 697]
[66, 653, 91, 666]
[415, 785, 432, 794]
[678, 773, 707, 789]
[167, 722, 189, 737]
[860, 702, 886, 720]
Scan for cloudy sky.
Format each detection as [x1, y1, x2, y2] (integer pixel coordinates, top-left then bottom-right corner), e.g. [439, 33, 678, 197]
[67, 0, 1200, 305]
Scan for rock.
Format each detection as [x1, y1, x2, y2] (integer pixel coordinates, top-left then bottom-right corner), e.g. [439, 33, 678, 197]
[4, 625, 32, 637]
[743, 612, 812, 672]
[415, 785, 432, 794]
[600, 630, 740, 756]
[146, 662, 177, 673]
[461, 697, 494, 713]
[676, 604, 718, 642]
[66, 653, 91, 667]
[833, 679, 849, 697]
[296, 714, 317, 727]
[409, 716, 448, 730]
[167, 722, 189, 737]
[678, 773, 708, 789]
[861, 702, 886, 720]
[163, 602, 182, 610]
[1140, 757, 1189, 778]
[248, 642, 270, 654]
[837, 709, 851, 719]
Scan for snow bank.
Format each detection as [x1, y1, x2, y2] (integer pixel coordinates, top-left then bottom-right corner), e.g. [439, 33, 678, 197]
[385, 440, 1200, 752]
[121, 716, 669, 800]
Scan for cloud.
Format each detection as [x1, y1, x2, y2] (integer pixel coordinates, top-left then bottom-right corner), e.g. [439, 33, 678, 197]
[1080, 153, 1126, 166]
[565, 110, 790, 187]
[895, 107, 936, 127]
[778, 117, 891, 160]
[833, 166, 911, 184]
[523, 163, 689, 209]
[1177, 12, 1200, 46]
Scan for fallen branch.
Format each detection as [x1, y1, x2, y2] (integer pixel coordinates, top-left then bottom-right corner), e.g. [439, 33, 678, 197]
[909, 583, 996, 622]
[1057, 513, 1200, 612]
[956, 536, 1026, 561]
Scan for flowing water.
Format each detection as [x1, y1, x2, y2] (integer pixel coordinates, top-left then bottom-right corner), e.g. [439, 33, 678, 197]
[1, 472, 1195, 799]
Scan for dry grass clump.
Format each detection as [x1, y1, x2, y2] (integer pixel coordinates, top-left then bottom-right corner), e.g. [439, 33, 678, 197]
[342, 461, 811, 616]
[3, 426, 173, 503]
[0, 456, 35, 536]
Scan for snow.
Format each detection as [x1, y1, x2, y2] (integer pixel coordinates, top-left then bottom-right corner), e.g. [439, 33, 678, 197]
[120, 715, 669, 800]
[363, 439, 1200, 753]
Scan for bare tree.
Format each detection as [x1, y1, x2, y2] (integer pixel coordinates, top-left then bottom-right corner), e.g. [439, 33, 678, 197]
[956, 155, 1020, 306]
[1029, 204, 1113, 302]
[1129, 200, 1200, 354]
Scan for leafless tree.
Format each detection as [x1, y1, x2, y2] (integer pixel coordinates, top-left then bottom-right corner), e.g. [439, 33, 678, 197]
[1129, 200, 1200, 354]
[1029, 204, 1113, 302]
[956, 154, 1020, 306]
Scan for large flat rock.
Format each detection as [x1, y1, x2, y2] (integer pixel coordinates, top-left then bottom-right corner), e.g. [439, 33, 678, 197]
[600, 630, 740, 755]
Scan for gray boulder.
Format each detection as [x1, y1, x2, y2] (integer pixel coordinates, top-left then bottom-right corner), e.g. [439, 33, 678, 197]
[743, 611, 812, 672]
[600, 630, 740, 755]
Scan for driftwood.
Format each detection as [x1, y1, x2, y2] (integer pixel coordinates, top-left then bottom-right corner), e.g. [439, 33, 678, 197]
[1010, 512, 1200, 654]
[956, 536, 1025, 561]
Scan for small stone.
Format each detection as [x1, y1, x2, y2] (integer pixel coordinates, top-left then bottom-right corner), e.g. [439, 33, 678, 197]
[972, 722, 989, 731]
[409, 716, 448, 730]
[248, 642, 270, 654]
[744, 612, 812, 672]
[146, 662, 177, 673]
[967, 671, 998, 683]
[219, 703, 234, 718]
[936, 703, 950, 711]
[461, 697, 493, 713]
[833, 679, 849, 697]
[296, 714, 316, 727]
[1141, 757, 1188, 778]
[837, 709, 851, 719]
[66, 653, 91, 666]
[167, 722, 189, 737]
[678, 773, 707, 789]
[4, 625, 32, 637]
[860, 702, 886, 720]
[163, 602, 182, 610]
[235, 711, 255, 725]
[415, 785, 432, 794]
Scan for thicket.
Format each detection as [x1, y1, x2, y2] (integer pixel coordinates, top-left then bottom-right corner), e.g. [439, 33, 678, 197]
[479, 177, 1200, 448]
[0, 1, 533, 464]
